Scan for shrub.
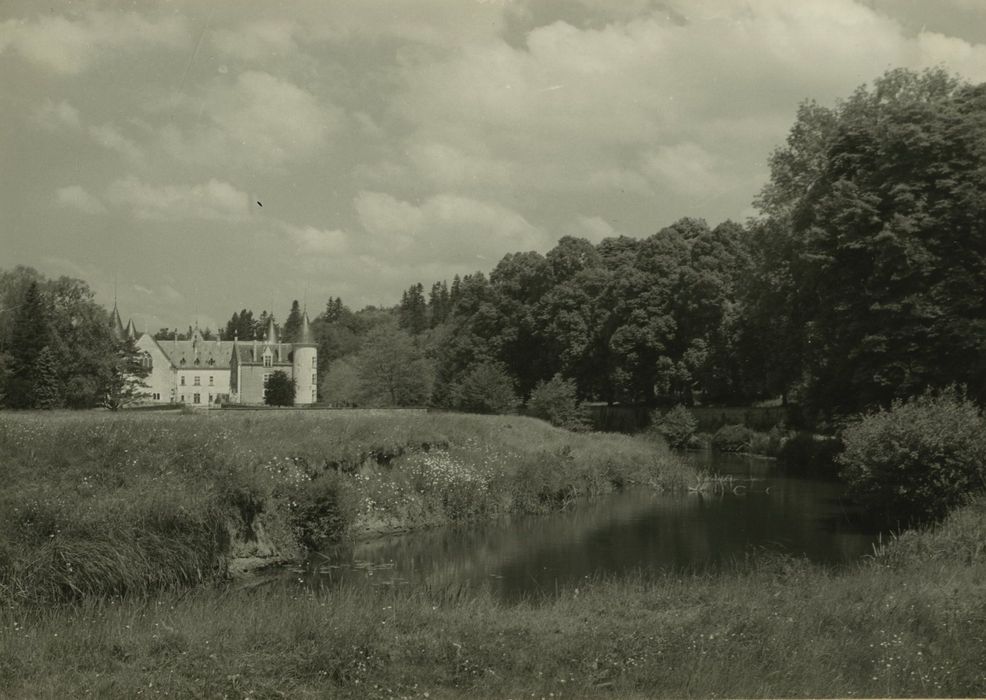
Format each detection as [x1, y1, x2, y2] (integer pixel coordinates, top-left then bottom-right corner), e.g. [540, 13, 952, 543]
[838, 388, 986, 524]
[711, 424, 754, 452]
[652, 405, 697, 449]
[526, 374, 589, 431]
[285, 472, 356, 549]
[748, 426, 785, 458]
[452, 363, 518, 415]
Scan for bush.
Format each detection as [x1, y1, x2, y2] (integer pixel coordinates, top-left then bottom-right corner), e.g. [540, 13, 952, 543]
[653, 405, 697, 449]
[838, 388, 986, 524]
[711, 424, 754, 452]
[526, 375, 589, 431]
[452, 363, 518, 415]
[285, 472, 356, 549]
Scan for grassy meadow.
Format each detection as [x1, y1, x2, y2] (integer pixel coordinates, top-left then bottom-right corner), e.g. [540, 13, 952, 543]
[0, 409, 693, 605]
[2, 409, 984, 698]
[0, 496, 984, 698]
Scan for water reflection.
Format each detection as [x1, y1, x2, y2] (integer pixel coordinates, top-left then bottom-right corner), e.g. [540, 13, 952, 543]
[291, 452, 876, 600]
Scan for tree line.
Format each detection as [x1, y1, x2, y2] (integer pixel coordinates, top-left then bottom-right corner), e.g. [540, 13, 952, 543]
[3, 68, 984, 420]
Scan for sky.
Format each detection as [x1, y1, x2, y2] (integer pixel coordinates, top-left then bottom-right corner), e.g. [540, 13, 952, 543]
[3, 0, 986, 333]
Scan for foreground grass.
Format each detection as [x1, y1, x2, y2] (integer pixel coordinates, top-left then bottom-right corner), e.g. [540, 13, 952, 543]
[2, 497, 985, 698]
[0, 409, 693, 604]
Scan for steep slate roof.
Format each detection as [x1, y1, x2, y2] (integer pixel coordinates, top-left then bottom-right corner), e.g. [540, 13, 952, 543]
[157, 336, 233, 369]
[298, 312, 315, 345]
[110, 303, 125, 340]
[125, 319, 137, 340]
[231, 341, 294, 365]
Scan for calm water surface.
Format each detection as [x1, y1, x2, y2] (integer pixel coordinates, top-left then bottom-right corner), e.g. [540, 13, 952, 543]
[289, 452, 877, 600]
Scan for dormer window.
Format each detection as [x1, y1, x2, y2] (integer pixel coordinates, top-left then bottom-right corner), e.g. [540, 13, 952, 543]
[208, 358, 215, 366]
[263, 353, 272, 367]
[180, 358, 186, 365]
[141, 352, 153, 369]
[194, 358, 201, 366]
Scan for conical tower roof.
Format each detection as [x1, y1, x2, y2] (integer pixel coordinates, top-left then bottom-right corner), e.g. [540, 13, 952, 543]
[265, 315, 278, 343]
[125, 319, 137, 340]
[298, 311, 315, 345]
[110, 303, 125, 340]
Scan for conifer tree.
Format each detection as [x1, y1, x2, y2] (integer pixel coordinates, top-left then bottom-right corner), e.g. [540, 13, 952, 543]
[282, 300, 303, 343]
[102, 335, 150, 410]
[32, 345, 62, 409]
[5, 281, 49, 408]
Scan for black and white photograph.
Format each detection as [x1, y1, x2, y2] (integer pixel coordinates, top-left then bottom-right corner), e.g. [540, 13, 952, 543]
[2, 1, 985, 697]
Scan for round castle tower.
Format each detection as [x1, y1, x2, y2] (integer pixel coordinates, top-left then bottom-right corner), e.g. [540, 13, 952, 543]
[292, 311, 317, 405]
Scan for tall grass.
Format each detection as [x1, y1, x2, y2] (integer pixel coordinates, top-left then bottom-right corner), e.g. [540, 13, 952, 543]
[1, 496, 984, 698]
[0, 410, 693, 604]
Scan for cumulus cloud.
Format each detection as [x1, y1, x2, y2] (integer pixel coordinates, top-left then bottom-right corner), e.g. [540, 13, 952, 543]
[106, 177, 250, 222]
[55, 185, 105, 214]
[355, 191, 548, 263]
[158, 70, 341, 170]
[89, 123, 144, 164]
[0, 10, 187, 74]
[372, 0, 986, 220]
[212, 20, 300, 61]
[279, 222, 349, 255]
[35, 99, 81, 131]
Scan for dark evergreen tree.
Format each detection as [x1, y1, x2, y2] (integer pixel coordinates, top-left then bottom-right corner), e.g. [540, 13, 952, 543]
[282, 300, 303, 343]
[5, 281, 49, 408]
[264, 370, 295, 406]
[428, 281, 451, 327]
[32, 345, 61, 409]
[398, 283, 428, 334]
[102, 334, 150, 410]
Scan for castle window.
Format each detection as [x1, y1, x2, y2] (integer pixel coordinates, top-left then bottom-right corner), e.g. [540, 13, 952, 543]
[193, 393, 201, 404]
[208, 358, 215, 366]
[311, 357, 316, 368]
[263, 354, 272, 367]
[141, 352, 153, 369]
[194, 376, 200, 386]
[209, 375, 214, 386]
[180, 376, 185, 386]
[263, 373, 272, 386]
[312, 388, 316, 402]
[180, 358, 186, 365]
[312, 373, 316, 385]
[194, 358, 201, 366]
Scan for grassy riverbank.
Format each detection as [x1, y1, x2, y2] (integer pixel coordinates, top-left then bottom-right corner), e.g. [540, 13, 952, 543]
[0, 409, 692, 604]
[1, 495, 984, 698]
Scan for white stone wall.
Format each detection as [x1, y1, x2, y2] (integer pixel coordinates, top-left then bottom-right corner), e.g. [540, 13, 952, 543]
[135, 335, 175, 403]
[293, 346, 317, 405]
[174, 369, 231, 405]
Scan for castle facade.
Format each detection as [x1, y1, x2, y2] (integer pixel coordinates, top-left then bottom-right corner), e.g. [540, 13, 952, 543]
[116, 305, 317, 406]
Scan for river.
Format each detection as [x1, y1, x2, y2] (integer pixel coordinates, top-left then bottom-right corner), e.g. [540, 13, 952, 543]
[287, 451, 878, 600]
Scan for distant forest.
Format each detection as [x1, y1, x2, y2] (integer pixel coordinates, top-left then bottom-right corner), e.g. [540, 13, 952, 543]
[2, 68, 985, 419]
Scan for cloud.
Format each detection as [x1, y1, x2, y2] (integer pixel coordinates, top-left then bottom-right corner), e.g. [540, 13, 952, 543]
[367, 0, 986, 225]
[89, 123, 144, 164]
[55, 185, 106, 214]
[211, 20, 300, 61]
[641, 142, 731, 196]
[355, 191, 548, 263]
[0, 10, 187, 74]
[158, 70, 341, 170]
[279, 222, 349, 255]
[35, 100, 81, 131]
[571, 215, 618, 243]
[106, 177, 250, 222]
